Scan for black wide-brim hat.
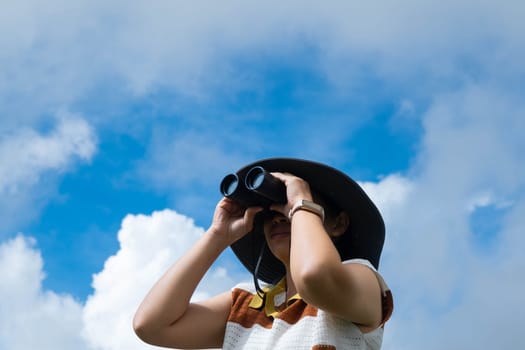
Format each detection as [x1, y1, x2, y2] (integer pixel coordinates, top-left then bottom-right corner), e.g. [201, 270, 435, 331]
[229, 158, 385, 284]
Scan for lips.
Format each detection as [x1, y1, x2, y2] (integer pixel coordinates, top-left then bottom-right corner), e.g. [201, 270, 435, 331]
[270, 223, 291, 240]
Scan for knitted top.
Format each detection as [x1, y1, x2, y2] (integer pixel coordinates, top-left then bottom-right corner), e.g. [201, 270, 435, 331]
[222, 259, 393, 350]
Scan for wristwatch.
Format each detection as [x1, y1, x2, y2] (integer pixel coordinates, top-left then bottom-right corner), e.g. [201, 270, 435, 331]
[288, 199, 325, 222]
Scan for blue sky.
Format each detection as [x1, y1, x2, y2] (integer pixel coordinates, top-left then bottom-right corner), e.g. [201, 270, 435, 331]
[1, 1, 524, 349]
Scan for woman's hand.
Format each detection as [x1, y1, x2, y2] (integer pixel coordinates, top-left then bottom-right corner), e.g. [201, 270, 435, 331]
[268, 172, 314, 216]
[209, 198, 262, 246]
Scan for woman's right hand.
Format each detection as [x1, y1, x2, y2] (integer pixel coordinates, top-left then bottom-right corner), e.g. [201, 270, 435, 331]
[209, 198, 262, 246]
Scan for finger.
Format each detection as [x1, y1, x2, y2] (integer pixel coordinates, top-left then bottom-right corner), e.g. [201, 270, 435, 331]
[269, 171, 290, 181]
[271, 172, 305, 187]
[219, 197, 242, 214]
[244, 206, 264, 223]
[238, 206, 263, 233]
[217, 197, 233, 209]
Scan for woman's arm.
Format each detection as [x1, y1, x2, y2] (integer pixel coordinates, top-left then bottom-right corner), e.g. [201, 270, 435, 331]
[133, 231, 230, 348]
[133, 199, 261, 348]
[270, 172, 383, 330]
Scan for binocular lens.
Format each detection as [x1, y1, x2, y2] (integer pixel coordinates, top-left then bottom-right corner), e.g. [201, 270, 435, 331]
[245, 166, 286, 204]
[220, 174, 239, 196]
[245, 167, 265, 190]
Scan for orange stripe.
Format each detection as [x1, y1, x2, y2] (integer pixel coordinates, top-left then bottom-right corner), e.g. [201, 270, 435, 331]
[228, 288, 318, 329]
[228, 289, 274, 329]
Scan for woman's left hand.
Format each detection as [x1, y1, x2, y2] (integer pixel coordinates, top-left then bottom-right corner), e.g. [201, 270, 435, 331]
[269, 172, 313, 216]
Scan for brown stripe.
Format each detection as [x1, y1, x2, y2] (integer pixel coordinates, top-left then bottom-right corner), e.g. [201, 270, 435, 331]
[228, 288, 318, 329]
[311, 346, 336, 350]
[275, 298, 317, 324]
[228, 289, 274, 329]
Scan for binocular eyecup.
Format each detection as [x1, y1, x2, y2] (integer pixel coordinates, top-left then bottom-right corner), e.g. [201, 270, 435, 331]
[220, 166, 287, 207]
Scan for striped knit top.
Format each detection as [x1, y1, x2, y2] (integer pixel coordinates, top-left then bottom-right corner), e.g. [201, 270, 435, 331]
[222, 259, 393, 350]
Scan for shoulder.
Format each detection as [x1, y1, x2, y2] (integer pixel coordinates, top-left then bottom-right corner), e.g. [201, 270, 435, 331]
[342, 259, 390, 293]
[342, 259, 394, 329]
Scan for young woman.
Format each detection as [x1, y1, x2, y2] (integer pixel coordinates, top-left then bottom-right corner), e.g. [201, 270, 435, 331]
[133, 158, 393, 349]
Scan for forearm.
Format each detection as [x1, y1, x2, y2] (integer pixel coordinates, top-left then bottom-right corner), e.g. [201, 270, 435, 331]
[133, 229, 228, 333]
[289, 211, 343, 298]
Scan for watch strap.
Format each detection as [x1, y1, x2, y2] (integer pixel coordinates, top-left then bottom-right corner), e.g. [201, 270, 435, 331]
[288, 199, 325, 222]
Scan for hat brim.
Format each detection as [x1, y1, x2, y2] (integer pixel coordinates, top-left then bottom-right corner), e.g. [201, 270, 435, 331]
[229, 158, 385, 284]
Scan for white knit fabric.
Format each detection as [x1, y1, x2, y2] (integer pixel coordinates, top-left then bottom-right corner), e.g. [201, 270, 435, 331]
[222, 259, 392, 350]
[223, 308, 384, 349]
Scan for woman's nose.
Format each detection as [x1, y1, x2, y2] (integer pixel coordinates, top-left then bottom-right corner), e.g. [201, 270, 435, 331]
[271, 214, 288, 225]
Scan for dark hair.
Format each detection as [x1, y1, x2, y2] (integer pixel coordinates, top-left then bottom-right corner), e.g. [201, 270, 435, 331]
[311, 188, 341, 223]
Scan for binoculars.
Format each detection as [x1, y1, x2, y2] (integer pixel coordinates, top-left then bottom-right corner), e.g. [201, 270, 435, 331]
[220, 166, 287, 207]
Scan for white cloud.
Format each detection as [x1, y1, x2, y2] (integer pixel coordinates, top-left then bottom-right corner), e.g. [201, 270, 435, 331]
[363, 84, 525, 349]
[0, 210, 241, 350]
[0, 113, 96, 194]
[0, 235, 88, 350]
[0, 113, 96, 233]
[2, 1, 523, 125]
[82, 209, 240, 350]
[360, 174, 414, 227]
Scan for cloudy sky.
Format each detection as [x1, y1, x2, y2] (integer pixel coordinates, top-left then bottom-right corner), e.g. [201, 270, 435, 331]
[1, 1, 524, 349]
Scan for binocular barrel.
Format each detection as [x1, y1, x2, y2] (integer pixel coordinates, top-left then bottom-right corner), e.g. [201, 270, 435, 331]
[220, 166, 287, 207]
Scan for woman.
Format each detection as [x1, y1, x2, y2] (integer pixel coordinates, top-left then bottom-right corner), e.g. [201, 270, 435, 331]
[133, 158, 393, 349]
